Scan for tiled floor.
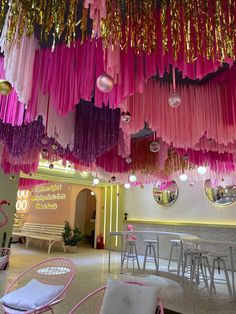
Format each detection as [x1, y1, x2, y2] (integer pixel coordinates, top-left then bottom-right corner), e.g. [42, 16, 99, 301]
[0, 244, 236, 314]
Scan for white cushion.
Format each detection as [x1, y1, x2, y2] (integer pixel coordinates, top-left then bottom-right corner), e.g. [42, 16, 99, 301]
[0, 279, 64, 311]
[100, 279, 159, 314]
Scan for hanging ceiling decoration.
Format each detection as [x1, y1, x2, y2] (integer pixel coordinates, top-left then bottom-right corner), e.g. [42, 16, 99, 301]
[0, 0, 236, 184]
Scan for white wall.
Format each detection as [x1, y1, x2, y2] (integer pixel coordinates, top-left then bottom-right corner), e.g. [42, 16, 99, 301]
[124, 180, 236, 224]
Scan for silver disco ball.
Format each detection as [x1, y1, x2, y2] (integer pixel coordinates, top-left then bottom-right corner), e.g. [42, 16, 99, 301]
[121, 111, 131, 123]
[150, 141, 160, 153]
[168, 92, 181, 107]
[125, 156, 132, 164]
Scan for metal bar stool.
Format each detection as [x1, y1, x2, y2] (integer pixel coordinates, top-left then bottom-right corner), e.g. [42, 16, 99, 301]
[121, 240, 140, 272]
[143, 240, 159, 272]
[209, 252, 232, 298]
[182, 249, 211, 291]
[168, 239, 181, 271]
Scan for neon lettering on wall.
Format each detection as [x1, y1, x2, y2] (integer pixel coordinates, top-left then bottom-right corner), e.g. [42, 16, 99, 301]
[34, 184, 62, 193]
[31, 183, 67, 211]
[16, 190, 28, 211]
[35, 203, 58, 210]
[31, 193, 66, 202]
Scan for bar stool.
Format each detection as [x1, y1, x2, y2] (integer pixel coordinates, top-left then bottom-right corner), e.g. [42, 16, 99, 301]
[183, 249, 211, 290]
[209, 252, 232, 298]
[168, 239, 181, 271]
[121, 239, 140, 272]
[143, 240, 158, 272]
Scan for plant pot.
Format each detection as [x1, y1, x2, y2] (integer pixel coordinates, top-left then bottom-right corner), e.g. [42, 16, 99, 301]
[66, 245, 78, 253]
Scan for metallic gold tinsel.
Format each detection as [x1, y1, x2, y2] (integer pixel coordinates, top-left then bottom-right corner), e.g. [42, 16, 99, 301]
[2, 0, 87, 47]
[1, 0, 236, 61]
[101, 0, 157, 54]
[0, 0, 9, 33]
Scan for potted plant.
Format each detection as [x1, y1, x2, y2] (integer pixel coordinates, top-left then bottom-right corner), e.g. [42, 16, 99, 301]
[62, 221, 82, 253]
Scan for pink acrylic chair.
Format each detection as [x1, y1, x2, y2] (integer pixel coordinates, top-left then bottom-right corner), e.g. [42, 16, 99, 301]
[1, 257, 75, 314]
[69, 281, 164, 314]
[0, 248, 11, 270]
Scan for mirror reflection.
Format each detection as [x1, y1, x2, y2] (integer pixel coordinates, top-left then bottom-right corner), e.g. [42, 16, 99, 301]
[153, 180, 179, 207]
[204, 179, 236, 206]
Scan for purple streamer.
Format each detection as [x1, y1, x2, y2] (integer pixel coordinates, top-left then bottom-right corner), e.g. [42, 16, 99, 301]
[74, 100, 120, 162]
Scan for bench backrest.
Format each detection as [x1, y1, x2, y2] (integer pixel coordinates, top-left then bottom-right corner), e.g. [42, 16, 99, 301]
[40, 224, 64, 237]
[22, 223, 42, 234]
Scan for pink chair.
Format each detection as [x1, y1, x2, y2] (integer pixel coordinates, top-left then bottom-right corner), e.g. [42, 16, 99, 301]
[0, 258, 75, 314]
[69, 281, 164, 314]
[0, 248, 11, 270]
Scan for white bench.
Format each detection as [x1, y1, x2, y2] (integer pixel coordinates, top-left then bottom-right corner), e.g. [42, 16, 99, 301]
[13, 223, 66, 254]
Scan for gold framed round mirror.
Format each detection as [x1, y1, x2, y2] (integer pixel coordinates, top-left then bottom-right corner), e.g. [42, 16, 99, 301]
[204, 179, 236, 206]
[153, 180, 179, 207]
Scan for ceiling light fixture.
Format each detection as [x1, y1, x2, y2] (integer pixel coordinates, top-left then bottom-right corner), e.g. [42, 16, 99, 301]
[124, 182, 131, 189]
[129, 174, 137, 182]
[179, 173, 188, 182]
[197, 166, 207, 175]
[93, 177, 100, 185]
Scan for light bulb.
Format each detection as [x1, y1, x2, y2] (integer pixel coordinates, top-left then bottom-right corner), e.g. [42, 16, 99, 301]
[168, 92, 181, 107]
[129, 175, 137, 182]
[197, 166, 206, 175]
[179, 173, 188, 182]
[124, 183, 131, 189]
[91, 191, 95, 196]
[93, 178, 99, 185]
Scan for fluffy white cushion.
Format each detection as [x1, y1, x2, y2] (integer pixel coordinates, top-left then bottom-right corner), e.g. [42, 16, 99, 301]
[0, 279, 64, 311]
[100, 279, 159, 314]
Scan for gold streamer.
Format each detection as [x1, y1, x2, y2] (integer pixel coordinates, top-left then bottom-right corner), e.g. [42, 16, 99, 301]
[0, 0, 236, 61]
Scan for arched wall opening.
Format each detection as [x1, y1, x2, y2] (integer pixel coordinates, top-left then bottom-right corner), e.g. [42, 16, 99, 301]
[74, 188, 96, 246]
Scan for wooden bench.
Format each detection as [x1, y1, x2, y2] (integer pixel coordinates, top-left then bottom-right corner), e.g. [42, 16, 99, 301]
[13, 223, 66, 254]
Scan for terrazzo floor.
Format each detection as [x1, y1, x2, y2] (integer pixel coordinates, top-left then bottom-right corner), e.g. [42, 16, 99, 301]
[0, 244, 236, 314]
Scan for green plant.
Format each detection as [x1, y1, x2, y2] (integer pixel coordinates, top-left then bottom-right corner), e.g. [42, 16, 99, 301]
[62, 221, 82, 246]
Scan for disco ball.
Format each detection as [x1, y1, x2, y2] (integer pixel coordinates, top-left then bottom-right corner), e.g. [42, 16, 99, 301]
[168, 92, 181, 107]
[150, 141, 160, 153]
[0, 80, 12, 95]
[125, 156, 132, 164]
[121, 111, 131, 123]
[96, 73, 114, 93]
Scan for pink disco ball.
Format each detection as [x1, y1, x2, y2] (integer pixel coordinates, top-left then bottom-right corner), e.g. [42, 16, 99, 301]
[168, 92, 181, 107]
[125, 156, 132, 164]
[150, 141, 160, 153]
[96, 73, 114, 93]
[121, 111, 131, 123]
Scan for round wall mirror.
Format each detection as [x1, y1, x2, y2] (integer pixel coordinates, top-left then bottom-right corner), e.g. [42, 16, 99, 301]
[204, 179, 236, 206]
[153, 180, 179, 207]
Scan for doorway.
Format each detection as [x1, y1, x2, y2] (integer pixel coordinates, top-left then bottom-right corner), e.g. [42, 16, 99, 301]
[74, 189, 96, 246]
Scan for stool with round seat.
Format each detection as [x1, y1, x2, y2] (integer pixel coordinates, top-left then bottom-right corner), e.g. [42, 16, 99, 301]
[168, 239, 181, 272]
[182, 248, 211, 290]
[209, 252, 232, 298]
[121, 239, 140, 272]
[143, 239, 159, 272]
